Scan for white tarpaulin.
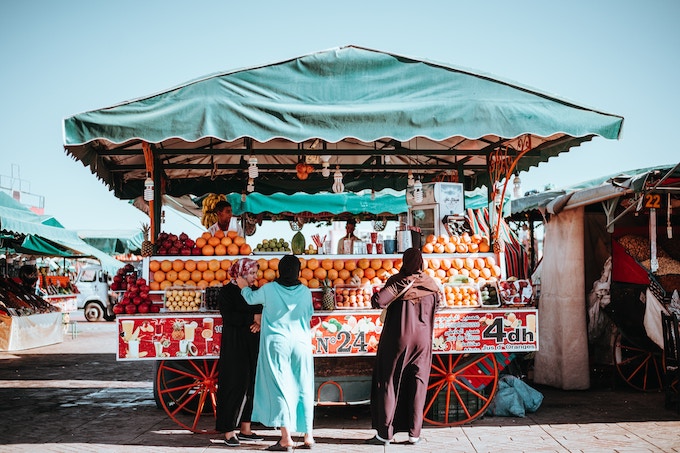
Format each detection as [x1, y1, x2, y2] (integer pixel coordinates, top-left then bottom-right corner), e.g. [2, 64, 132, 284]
[0, 313, 63, 351]
[533, 207, 591, 390]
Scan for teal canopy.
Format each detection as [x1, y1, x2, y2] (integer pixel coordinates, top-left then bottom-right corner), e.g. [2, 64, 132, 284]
[0, 192, 124, 273]
[78, 229, 143, 255]
[63, 45, 623, 199]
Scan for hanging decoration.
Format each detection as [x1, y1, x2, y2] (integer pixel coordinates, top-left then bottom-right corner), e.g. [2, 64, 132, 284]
[332, 166, 344, 193]
[413, 178, 423, 203]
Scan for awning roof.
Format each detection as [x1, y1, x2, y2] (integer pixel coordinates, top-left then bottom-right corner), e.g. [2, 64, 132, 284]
[63, 45, 623, 199]
[0, 192, 124, 273]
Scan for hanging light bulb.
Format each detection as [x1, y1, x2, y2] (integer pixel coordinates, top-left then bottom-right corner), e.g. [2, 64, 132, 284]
[332, 167, 344, 193]
[413, 178, 423, 203]
[248, 157, 259, 179]
[320, 155, 331, 178]
[513, 173, 522, 198]
[247, 177, 255, 193]
[407, 170, 415, 187]
[143, 176, 154, 201]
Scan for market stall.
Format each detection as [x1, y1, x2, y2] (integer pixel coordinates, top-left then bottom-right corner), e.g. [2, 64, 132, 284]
[63, 45, 623, 430]
[508, 164, 680, 391]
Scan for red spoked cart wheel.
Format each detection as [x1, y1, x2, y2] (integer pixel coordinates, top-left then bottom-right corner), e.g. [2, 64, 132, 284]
[423, 353, 499, 426]
[156, 359, 219, 433]
[613, 331, 664, 392]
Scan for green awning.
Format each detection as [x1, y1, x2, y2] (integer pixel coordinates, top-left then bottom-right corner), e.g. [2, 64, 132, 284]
[63, 45, 624, 199]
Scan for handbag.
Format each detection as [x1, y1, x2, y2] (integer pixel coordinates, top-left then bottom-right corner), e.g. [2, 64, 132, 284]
[378, 277, 415, 323]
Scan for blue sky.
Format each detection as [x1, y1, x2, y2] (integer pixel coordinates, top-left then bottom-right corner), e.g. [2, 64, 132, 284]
[1, 1, 678, 239]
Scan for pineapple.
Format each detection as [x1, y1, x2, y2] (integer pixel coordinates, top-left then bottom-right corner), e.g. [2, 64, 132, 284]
[171, 320, 184, 340]
[321, 278, 335, 311]
[141, 223, 153, 257]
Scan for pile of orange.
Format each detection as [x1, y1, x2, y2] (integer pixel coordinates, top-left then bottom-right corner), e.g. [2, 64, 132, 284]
[443, 284, 480, 307]
[423, 254, 500, 285]
[422, 233, 491, 254]
[148, 258, 232, 290]
[194, 230, 252, 256]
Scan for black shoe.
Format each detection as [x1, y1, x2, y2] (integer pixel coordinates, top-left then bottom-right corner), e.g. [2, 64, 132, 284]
[225, 436, 240, 447]
[238, 431, 264, 441]
[365, 435, 390, 445]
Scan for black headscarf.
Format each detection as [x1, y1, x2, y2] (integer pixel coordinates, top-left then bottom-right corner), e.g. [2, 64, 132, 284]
[276, 254, 301, 287]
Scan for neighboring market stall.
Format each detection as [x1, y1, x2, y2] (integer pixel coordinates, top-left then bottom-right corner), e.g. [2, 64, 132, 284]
[62, 45, 623, 430]
[508, 163, 680, 390]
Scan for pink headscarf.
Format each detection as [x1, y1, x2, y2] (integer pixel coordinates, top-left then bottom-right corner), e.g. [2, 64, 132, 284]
[228, 258, 259, 281]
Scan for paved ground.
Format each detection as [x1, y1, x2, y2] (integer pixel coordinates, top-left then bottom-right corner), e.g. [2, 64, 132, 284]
[1, 311, 680, 452]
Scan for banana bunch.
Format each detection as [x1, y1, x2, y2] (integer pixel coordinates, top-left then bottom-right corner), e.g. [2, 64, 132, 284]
[201, 193, 226, 228]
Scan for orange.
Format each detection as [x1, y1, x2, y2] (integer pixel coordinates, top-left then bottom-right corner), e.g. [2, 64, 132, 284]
[240, 244, 252, 255]
[326, 269, 338, 281]
[268, 258, 279, 271]
[202, 244, 215, 256]
[491, 265, 502, 278]
[307, 278, 320, 289]
[485, 256, 496, 267]
[480, 268, 492, 280]
[220, 236, 233, 246]
[299, 277, 308, 287]
[184, 260, 197, 272]
[333, 278, 345, 287]
[422, 243, 434, 254]
[448, 268, 459, 277]
[202, 270, 215, 282]
[313, 267, 327, 280]
[209, 280, 222, 287]
[195, 237, 207, 248]
[196, 260, 209, 272]
[364, 268, 376, 280]
[455, 243, 468, 253]
[264, 269, 277, 281]
[160, 260, 173, 272]
[160, 280, 173, 290]
[149, 281, 160, 291]
[479, 241, 491, 253]
[375, 268, 389, 281]
[227, 243, 239, 255]
[201, 231, 212, 240]
[183, 280, 196, 287]
[468, 243, 479, 253]
[352, 268, 364, 279]
[428, 258, 440, 270]
[256, 258, 268, 270]
[370, 259, 382, 270]
[433, 243, 445, 253]
[449, 235, 460, 244]
[440, 258, 452, 270]
[153, 270, 166, 283]
[471, 234, 483, 244]
[221, 259, 232, 270]
[213, 229, 225, 239]
[301, 268, 314, 280]
[321, 259, 334, 270]
[178, 269, 191, 282]
[461, 232, 472, 244]
[233, 236, 246, 246]
[214, 244, 227, 256]
[357, 258, 370, 270]
[306, 258, 319, 270]
[191, 270, 203, 282]
[149, 260, 161, 272]
[338, 269, 350, 280]
[197, 280, 209, 289]
[208, 259, 221, 272]
[444, 242, 456, 253]
[464, 258, 475, 271]
[382, 260, 394, 271]
[226, 230, 238, 239]
[332, 259, 343, 271]
[469, 268, 481, 279]
[208, 236, 221, 247]
[344, 260, 357, 271]
[215, 269, 227, 282]
[424, 269, 435, 277]
[474, 258, 486, 270]
[165, 270, 178, 282]
[437, 234, 449, 244]
[298, 257, 307, 269]
[435, 269, 447, 280]
[453, 258, 464, 270]
[257, 278, 267, 287]
[425, 234, 437, 244]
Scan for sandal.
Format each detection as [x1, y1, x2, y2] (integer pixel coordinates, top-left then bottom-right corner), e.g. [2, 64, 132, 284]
[265, 441, 293, 452]
[299, 442, 315, 449]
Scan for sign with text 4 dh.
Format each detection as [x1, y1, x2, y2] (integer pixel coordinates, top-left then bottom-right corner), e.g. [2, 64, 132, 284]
[310, 308, 538, 357]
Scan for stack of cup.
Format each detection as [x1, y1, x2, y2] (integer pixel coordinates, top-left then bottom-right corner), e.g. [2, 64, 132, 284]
[367, 232, 383, 254]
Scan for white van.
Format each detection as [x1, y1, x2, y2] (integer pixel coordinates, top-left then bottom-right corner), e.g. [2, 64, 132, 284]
[74, 264, 116, 322]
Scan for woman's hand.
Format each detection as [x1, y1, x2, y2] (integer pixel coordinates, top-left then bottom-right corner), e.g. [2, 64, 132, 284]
[250, 314, 261, 333]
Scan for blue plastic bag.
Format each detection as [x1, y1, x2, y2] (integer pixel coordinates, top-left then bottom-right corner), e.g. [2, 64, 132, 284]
[486, 375, 544, 417]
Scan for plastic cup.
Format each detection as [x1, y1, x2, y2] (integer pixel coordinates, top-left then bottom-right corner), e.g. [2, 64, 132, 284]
[366, 243, 374, 254]
[370, 232, 378, 243]
[128, 339, 140, 358]
[376, 242, 384, 254]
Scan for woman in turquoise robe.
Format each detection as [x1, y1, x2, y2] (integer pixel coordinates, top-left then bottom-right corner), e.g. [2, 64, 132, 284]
[238, 254, 315, 451]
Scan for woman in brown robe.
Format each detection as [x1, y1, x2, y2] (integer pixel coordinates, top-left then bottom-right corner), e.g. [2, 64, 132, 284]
[366, 247, 441, 445]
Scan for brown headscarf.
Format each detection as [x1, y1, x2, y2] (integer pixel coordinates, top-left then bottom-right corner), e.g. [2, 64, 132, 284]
[381, 247, 440, 304]
[276, 254, 301, 287]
